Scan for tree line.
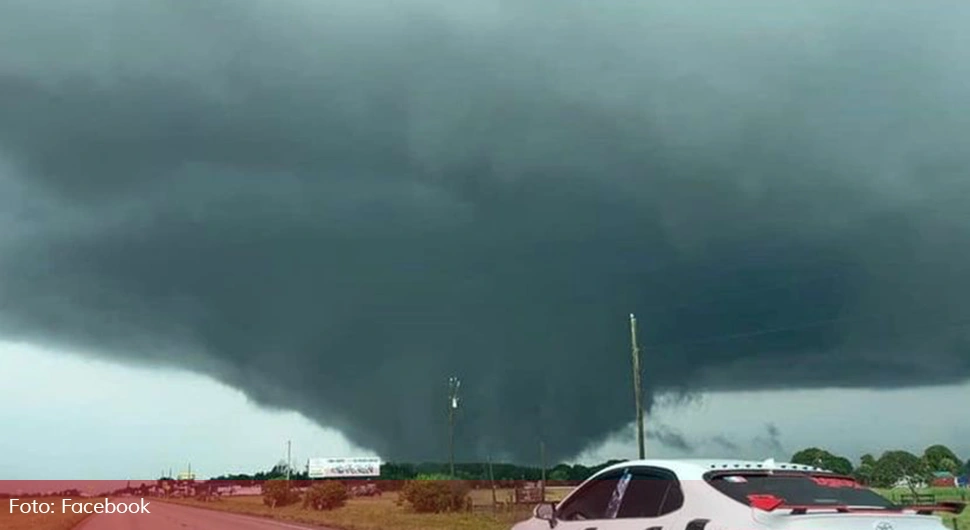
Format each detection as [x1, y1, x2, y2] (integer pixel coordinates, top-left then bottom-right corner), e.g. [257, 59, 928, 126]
[207, 445, 970, 488]
[209, 459, 629, 486]
[790, 444, 970, 489]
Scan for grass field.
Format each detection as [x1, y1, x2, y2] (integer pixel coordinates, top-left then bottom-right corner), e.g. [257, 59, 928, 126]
[0, 497, 94, 530]
[470, 486, 571, 504]
[162, 485, 968, 530]
[874, 487, 970, 530]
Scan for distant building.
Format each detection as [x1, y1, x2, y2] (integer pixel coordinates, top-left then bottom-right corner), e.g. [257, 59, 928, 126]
[892, 477, 928, 489]
[930, 471, 957, 488]
[230, 485, 263, 496]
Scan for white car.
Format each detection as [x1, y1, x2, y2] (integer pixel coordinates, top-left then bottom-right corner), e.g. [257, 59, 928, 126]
[511, 458, 964, 530]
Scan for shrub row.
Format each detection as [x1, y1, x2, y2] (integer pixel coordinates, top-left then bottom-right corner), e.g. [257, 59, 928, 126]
[262, 480, 348, 511]
[262, 476, 474, 514]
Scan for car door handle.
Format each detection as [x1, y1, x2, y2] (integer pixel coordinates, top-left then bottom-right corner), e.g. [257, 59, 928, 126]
[686, 518, 710, 530]
[646, 527, 663, 530]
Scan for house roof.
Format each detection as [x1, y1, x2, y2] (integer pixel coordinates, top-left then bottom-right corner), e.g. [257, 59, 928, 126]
[932, 471, 955, 478]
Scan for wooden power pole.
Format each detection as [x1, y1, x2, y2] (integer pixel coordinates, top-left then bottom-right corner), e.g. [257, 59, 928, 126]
[540, 440, 546, 502]
[630, 313, 646, 459]
[488, 454, 497, 512]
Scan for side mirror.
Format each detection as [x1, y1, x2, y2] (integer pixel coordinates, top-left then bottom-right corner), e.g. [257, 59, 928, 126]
[535, 502, 558, 528]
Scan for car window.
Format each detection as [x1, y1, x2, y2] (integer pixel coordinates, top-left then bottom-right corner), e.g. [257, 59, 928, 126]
[616, 468, 685, 519]
[557, 470, 625, 521]
[706, 473, 895, 508]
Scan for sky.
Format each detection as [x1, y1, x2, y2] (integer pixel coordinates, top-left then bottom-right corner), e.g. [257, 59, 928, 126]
[2, 0, 970, 477]
[3, 340, 968, 479]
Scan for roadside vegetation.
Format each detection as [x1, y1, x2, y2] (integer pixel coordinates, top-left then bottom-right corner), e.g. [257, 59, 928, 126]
[164, 484, 968, 530]
[794, 444, 969, 530]
[149, 443, 970, 530]
[165, 487, 553, 530]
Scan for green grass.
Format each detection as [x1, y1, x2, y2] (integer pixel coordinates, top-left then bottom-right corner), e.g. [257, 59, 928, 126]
[873, 487, 970, 530]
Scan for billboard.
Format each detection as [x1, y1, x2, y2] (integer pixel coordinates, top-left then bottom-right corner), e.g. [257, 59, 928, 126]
[308, 457, 382, 478]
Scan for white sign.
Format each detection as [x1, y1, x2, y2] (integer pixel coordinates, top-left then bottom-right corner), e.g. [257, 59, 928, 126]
[308, 457, 382, 478]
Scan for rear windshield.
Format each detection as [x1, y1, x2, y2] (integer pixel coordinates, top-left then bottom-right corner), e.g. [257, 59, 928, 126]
[706, 473, 896, 508]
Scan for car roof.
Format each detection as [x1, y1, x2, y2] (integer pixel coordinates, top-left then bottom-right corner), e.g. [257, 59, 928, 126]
[592, 458, 833, 480]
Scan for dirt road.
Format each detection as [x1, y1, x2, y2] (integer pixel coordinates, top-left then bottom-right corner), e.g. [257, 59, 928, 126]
[76, 501, 338, 530]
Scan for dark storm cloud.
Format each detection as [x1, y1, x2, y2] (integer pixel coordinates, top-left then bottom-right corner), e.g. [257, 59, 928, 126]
[652, 425, 694, 453]
[711, 436, 740, 452]
[611, 421, 694, 453]
[753, 423, 786, 456]
[1, 0, 970, 463]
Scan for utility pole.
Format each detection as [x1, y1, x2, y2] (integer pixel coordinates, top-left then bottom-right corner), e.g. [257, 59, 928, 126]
[286, 440, 292, 482]
[488, 454, 497, 512]
[540, 440, 546, 502]
[448, 376, 461, 478]
[630, 313, 646, 460]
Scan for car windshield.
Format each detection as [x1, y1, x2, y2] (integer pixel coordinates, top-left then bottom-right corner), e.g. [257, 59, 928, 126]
[706, 473, 897, 509]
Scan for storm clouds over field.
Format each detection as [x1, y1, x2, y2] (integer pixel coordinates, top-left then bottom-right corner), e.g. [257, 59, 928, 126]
[1, 0, 969, 462]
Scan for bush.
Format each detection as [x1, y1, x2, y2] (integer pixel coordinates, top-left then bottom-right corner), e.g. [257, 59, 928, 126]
[400, 474, 472, 513]
[304, 481, 349, 511]
[262, 479, 301, 508]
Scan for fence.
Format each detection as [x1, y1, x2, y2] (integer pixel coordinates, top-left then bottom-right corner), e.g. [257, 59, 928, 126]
[897, 493, 937, 505]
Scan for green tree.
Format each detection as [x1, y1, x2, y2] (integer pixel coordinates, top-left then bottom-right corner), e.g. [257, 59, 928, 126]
[923, 445, 961, 474]
[548, 465, 571, 482]
[853, 454, 877, 485]
[959, 458, 970, 477]
[254, 461, 291, 481]
[568, 464, 592, 482]
[871, 451, 931, 494]
[791, 447, 854, 475]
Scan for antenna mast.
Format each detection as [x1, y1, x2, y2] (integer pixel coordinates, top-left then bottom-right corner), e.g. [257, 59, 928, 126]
[448, 376, 461, 478]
